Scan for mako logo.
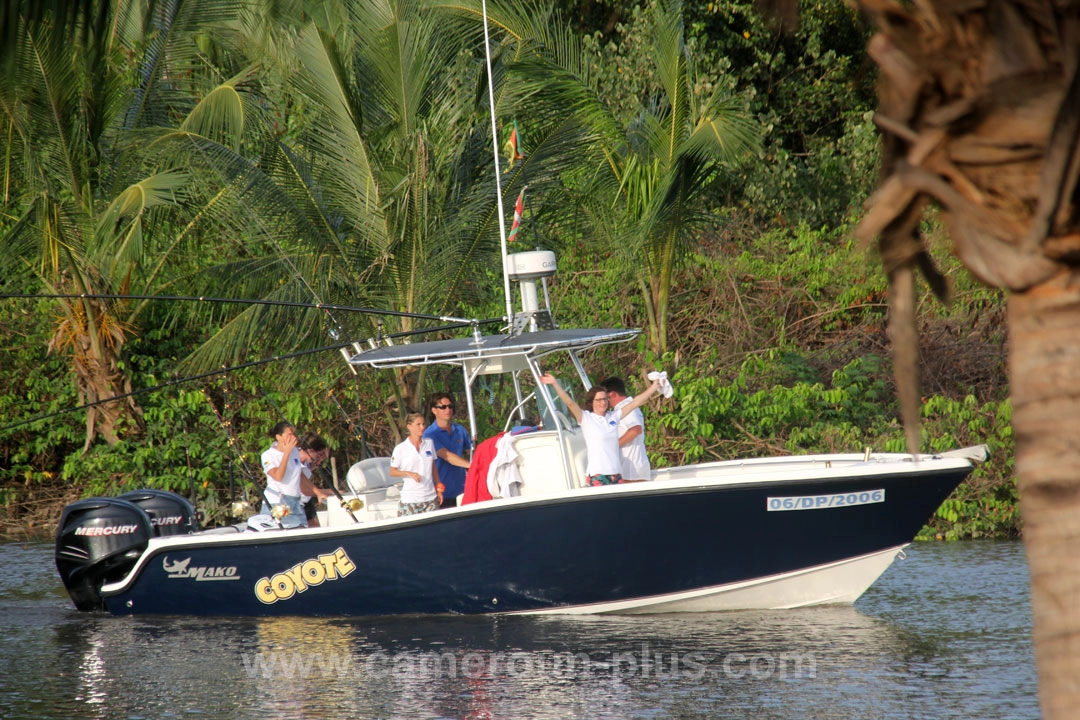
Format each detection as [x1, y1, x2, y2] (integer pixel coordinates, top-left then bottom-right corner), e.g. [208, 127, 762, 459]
[163, 556, 240, 581]
[254, 547, 356, 604]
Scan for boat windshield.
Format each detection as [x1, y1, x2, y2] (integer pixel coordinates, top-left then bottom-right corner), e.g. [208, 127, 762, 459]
[502, 379, 579, 434]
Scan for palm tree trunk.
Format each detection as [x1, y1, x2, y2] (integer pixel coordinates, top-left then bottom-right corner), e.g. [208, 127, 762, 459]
[1009, 279, 1080, 718]
[640, 274, 661, 357]
[847, 0, 1080, 713]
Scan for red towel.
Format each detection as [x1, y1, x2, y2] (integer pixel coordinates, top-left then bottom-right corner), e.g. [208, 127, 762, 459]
[461, 432, 505, 505]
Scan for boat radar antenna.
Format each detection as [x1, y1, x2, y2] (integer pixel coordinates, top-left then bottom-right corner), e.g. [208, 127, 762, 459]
[508, 250, 557, 334]
[480, 0, 514, 328]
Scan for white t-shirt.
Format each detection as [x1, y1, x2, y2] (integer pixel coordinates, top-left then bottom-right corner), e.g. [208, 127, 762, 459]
[261, 444, 304, 500]
[580, 410, 624, 477]
[614, 397, 651, 480]
[390, 437, 438, 504]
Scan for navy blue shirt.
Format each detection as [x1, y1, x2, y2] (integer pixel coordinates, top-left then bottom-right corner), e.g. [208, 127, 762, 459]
[422, 422, 473, 499]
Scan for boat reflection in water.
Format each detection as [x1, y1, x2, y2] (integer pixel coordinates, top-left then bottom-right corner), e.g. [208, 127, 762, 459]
[53, 604, 945, 720]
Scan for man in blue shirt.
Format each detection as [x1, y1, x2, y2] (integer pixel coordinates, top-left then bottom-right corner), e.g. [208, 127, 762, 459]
[422, 392, 473, 507]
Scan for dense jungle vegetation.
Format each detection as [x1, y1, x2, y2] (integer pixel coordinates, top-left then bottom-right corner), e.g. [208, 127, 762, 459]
[0, 0, 1015, 539]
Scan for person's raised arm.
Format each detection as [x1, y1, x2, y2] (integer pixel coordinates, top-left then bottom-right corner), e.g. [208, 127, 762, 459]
[615, 375, 663, 418]
[538, 374, 583, 423]
[267, 433, 298, 483]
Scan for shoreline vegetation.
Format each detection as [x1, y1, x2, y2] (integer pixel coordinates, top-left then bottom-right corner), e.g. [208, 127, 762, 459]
[0, 229, 1017, 542]
[0, 0, 1016, 540]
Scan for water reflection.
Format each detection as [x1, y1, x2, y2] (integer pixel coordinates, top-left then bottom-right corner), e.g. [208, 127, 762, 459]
[0, 540, 1038, 720]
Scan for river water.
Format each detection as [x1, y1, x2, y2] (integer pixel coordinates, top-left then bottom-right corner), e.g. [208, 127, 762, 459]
[1, 540, 1037, 719]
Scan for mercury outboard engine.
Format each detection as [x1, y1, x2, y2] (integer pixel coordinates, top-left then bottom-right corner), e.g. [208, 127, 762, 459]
[118, 489, 200, 536]
[55, 498, 154, 611]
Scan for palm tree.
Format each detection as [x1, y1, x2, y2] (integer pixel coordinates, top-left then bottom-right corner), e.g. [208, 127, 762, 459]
[175, 0, 602, 416]
[853, 1, 1080, 716]
[2, 0, 592, 444]
[0, 0, 312, 448]
[611, 0, 760, 356]
[0, 2, 194, 449]
[495, 0, 760, 356]
[0, 1, 129, 70]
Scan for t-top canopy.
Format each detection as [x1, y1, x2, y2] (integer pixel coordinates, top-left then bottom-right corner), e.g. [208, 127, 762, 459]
[348, 328, 640, 370]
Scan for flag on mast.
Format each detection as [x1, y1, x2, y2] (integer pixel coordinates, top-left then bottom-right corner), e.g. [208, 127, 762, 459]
[504, 120, 523, 170]
[508, 187, 526, 243]
[509, 188, 527, 245]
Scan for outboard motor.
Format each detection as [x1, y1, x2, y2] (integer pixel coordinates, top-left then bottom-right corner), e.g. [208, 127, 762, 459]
[55, 498, 154, 611]
[118, 489, 200, 536]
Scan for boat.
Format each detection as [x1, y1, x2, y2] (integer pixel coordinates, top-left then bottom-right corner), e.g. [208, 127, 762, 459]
[52, 4, 986, 617]
[54, 246, 988, 617]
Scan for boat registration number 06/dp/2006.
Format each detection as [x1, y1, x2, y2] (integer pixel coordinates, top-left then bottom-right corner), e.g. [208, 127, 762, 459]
[766, 489, 885, 511]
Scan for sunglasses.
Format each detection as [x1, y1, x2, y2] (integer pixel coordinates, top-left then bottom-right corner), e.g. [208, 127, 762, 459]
[434, 404, 455, 410]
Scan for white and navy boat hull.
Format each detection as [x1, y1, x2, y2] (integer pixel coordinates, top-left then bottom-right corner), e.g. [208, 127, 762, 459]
[71, 455, 973, 617]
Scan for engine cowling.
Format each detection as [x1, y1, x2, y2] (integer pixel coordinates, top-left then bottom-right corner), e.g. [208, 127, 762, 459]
[55, 498, 153, 611]
[118, 489, 200, 536]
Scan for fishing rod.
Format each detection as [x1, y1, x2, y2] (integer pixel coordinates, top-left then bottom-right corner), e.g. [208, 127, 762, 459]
[4, 290, 497, 370]
[201, 387, 277, 521]
[479, 0, 514, 327]
[322, 386, 374, 459]
[0, 317, 503, 435]
[1, 292, 475, 323]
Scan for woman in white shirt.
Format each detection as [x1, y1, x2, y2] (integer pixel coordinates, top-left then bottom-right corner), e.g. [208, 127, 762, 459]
[390, 413, 444, 516]
[260, 421, 308, 527]
[260, 422, 332, 527]
[539, 373, 662, 486]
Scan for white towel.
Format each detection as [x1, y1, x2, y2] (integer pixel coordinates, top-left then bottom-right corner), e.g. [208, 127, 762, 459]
[647, 370, 674, 399]
[487, 433, 523, 498]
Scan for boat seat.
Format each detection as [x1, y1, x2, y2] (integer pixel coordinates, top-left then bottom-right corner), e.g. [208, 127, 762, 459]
[346, 457, 398, 493]
[325, 457, 401, 526]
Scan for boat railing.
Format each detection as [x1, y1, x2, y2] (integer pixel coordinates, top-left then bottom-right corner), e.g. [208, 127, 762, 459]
[650, 448, 983, 484]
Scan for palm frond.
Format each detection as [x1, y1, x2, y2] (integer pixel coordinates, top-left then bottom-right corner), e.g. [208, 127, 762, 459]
[179, 67, 263, 152]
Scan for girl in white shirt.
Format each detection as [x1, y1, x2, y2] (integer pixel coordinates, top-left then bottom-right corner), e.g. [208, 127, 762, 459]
[539, 373, 662, 485]
[390, 413, 444, 516]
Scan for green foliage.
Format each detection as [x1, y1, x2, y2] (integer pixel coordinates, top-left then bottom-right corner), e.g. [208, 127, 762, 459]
[687, 0, 875, 150]
[659, 352, 896, 463]
[681, 0, 881, 228]
[738, 112, 881, 229]
[0, 293, 84, 487]
[0, 0, 1018, 544]
[915, 396, 1018, 540]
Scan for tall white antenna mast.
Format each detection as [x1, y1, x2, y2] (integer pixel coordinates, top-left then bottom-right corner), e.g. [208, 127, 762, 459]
[480, 0, 515, 327]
